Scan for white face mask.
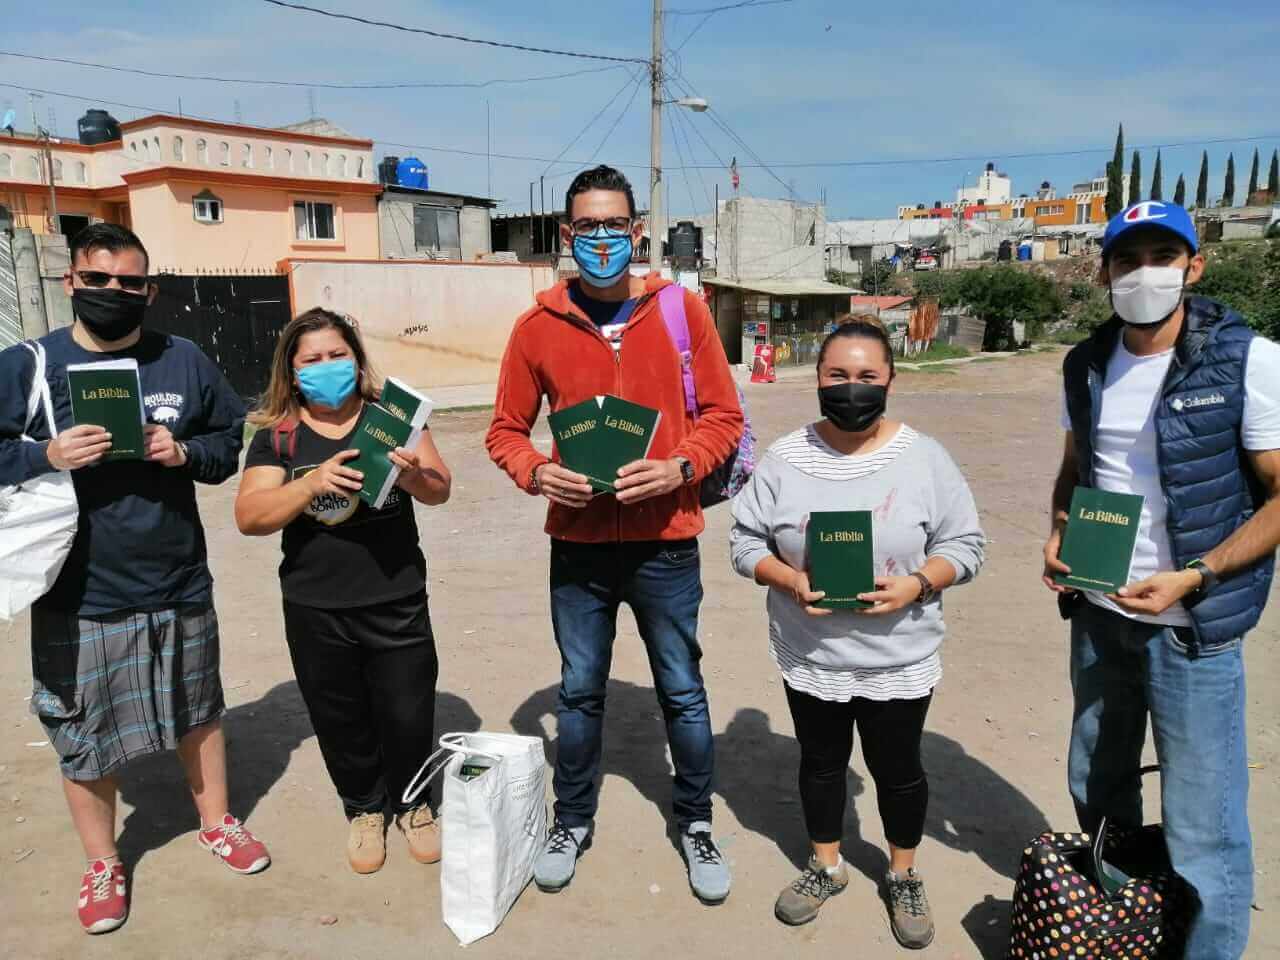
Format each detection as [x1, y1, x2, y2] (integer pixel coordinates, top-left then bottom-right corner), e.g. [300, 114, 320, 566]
[1109, 265, 1185, 327]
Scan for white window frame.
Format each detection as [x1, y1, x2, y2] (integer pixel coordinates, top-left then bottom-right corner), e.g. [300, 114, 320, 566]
[293, 199, 337, 241]
[193, 193, 224, 224]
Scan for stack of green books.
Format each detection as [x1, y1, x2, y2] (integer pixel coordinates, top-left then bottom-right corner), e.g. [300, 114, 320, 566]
[1055, 487, 1144, 592]
[66, 359, 146, 461]
[351, 378, 434, 509]
[547, 395, 662, 494]
[806, 510, 875, 609]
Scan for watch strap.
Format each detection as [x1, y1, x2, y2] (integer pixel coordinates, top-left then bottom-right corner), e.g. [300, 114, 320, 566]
[910, 571, 935, 603]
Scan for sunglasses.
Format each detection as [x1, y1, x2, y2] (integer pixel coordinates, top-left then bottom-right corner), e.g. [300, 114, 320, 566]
[74, 270, 152, 293]
[569, 217, 633, 237]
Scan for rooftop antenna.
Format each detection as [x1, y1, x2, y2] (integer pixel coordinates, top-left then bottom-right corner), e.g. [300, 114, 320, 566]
[47, 105, 57, 137]
[234, 99, 243, 123]
[307, 89, 318, 120]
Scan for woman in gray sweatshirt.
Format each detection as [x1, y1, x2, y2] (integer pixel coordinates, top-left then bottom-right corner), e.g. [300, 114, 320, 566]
[729, 316, 984, 943]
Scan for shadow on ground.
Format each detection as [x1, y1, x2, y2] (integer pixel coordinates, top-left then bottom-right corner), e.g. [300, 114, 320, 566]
[114, 683, 479, 870]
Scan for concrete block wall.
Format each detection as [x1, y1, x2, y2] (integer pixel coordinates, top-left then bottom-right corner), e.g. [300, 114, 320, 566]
[708, 197, 826, 282]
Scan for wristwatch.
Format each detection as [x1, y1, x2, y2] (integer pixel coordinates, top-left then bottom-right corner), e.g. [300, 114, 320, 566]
[1186, 558, 1219, 595]
[675, 457, 695, 485]
[176, 441, 190, 465]
[910, 571, 937, 604]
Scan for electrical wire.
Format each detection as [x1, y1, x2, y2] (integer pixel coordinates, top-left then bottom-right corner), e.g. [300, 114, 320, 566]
[540, 68, 644, 177]
[259, 0, 647, 64]
[0, 50, 627, 91]
[666, 103, 700, 218]
[666, 90, 714, 216]
[666, 0, 796, 14]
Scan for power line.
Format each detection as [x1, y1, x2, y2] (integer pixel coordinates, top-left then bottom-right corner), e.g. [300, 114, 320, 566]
[666, 104, 700, 218]
[667, 89, 715, 216]
[666, 0, 795, 15]
[0, 50, 627, 91]
[541, 69, 644, 177]
[259, 0, 648, 64]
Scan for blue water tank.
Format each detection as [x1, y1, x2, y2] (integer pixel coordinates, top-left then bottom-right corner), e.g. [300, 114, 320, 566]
[1017, 242, 1033, 261]
[397, 157, 429, 190]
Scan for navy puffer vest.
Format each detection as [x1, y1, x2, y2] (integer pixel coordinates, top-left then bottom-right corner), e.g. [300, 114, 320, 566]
[1061, 295, 1274, 648]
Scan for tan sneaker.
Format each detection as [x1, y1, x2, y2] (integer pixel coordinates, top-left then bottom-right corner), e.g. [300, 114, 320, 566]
[397, 806, 442, 864]
[774, 855, 849, 926]
[347, 812, 386, 874]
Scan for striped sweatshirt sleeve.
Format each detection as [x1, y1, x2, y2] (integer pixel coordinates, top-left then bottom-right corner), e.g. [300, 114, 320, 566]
[922, 439, 985, 584]
[729, 451, 780, 579]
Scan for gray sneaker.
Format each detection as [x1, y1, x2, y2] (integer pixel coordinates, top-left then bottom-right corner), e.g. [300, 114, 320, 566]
[885, 868, 935, 949]
[680, 822, 731, 904]
[775, 855, 850, 925]
[533, 819, 591, 892]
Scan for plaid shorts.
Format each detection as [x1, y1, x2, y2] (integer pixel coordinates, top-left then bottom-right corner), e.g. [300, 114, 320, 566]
[29, 603, 225, 781]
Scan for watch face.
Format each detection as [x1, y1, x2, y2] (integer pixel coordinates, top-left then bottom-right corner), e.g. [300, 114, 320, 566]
[681, 460, 695, 482]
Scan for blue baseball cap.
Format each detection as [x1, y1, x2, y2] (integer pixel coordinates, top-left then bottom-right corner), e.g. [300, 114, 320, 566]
[1102, 201, 1198, 257]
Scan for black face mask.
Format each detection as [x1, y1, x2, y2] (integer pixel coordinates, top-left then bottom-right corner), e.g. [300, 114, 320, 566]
[72, 288, 148, 342]
[819, 383, 888, 434]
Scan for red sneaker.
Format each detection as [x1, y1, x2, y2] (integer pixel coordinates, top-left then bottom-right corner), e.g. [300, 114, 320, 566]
[197, 815, 271, 874]
[78, 859, 128, 935]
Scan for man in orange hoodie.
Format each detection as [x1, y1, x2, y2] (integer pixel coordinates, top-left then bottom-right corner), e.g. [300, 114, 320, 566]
[487, 165, 743, 903]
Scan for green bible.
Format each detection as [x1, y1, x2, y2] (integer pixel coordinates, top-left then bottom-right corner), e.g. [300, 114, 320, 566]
[806, 510, 875, 609]
[66, 359, 146, 462]
[547, 395, 662, 494]
[378, 376, 434, 425]
[350, 399, 430, 510]
[1055, 487, 1145, 592]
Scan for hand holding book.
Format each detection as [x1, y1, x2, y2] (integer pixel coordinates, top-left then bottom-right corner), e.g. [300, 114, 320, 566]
[305, 449, 363, 498]
[143, 424, 186, 468]
[855, 575, 926, 615]
[45, 424, 113, 471]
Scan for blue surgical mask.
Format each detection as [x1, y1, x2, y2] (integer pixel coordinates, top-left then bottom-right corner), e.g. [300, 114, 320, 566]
[572, 228, 633, 288]
[296, 358, 357, 410]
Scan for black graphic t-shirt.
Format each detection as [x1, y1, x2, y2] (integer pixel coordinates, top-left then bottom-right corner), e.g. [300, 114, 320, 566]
[244, 415, 426, 609]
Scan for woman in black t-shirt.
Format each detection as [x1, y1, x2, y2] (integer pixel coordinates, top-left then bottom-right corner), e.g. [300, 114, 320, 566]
[235, 308, 451, 876]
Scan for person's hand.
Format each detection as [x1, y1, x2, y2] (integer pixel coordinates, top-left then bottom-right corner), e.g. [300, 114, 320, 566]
[1111, 570, 1203, 616]
[857, 575, 923, 615]
[614, 458, 683, 505]
[45, 424, 112, 470]
[144, 424, 186, 467]
[788, 569, 831, 617]
[1042, 523, 1075, 593]
[390, 446, 421, 490]
[306, 449, 363, 498]
[535, 462, 594, 509]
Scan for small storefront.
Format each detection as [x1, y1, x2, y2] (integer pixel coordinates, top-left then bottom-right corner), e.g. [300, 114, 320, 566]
[703, 277, 859, 368]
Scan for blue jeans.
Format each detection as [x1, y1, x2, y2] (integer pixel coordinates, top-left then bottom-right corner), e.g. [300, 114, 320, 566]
[549, 538, 713, 831]
[1069, 601, 1252, 960]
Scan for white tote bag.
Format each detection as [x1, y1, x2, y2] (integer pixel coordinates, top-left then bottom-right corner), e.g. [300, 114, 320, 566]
[404, 731, 547, 946]
[0, 342, 78, 621]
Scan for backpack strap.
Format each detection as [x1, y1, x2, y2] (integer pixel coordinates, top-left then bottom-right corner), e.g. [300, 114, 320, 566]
[657, 284, 700, 419]
[270, 417, 300, 462]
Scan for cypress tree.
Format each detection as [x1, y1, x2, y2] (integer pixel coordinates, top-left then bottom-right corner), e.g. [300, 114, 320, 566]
[1269, 149, 1279, 198]
[1105, 124, 1125, 219]
[1128, 151, 1142, 207]
[1195, 151, 1209, 208]
[1150, 150, 1163, 201]
[1173, 174, 1187, 206]
[1246, 148, 1260, 201]
[1223, 153, 1235, 207]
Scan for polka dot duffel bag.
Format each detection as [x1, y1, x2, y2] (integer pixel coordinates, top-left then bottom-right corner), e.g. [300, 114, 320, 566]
[1006, 776, 1195, 958]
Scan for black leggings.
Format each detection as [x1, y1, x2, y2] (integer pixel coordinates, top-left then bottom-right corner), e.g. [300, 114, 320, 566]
[282, 591, 438, 818]
[784, 683, 932, 848]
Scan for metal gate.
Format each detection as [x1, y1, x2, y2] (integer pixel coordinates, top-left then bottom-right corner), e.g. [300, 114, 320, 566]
[0, 232, 22, 350]
[146, 274, 291, 402]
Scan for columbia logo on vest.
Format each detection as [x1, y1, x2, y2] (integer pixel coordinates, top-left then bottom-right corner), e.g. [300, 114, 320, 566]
[1171, 393, 1226, 412]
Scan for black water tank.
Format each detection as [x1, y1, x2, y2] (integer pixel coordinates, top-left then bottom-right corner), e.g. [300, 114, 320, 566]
[379, 156, 400, 185]
[78, 109, 121, 146]
[668, 220, 701, 261]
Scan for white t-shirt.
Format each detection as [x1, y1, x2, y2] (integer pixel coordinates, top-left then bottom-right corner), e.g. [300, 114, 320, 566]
[1060, 336, 1280, 626]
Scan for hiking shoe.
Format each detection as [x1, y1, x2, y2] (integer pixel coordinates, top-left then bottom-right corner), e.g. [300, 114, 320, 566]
[78, 859, 128, 935]
[680, 821, 731, 904]
[534, 819, 591, 892]
[347, 812, 387, 875]
[775, 855, 849, 926]
[197, 815, 271, 875]
[886, 867, 935, 949]
[397, 805, 442, 865]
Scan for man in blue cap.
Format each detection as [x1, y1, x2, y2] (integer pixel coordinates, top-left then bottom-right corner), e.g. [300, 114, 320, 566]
[1042, 200, 1280, 958]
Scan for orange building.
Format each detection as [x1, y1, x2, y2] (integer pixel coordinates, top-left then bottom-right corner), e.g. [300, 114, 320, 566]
[1010, 195, 1107, 227]
[1, 114, 381, 271]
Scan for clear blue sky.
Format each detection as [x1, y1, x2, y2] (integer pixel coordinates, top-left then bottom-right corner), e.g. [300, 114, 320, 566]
[5, 1, 1279, 219]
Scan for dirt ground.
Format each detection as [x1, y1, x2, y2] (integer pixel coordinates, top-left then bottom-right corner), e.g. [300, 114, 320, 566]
[2, 349, 1276, 960]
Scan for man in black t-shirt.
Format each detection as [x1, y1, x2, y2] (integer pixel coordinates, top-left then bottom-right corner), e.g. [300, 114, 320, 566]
[0, 224, 269, 935]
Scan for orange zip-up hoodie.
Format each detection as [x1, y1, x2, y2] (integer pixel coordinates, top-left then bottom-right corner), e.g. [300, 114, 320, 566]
[486, 275, 744, 544]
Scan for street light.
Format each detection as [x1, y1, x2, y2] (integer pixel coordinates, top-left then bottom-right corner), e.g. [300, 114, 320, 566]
[649, 94, 711, 270]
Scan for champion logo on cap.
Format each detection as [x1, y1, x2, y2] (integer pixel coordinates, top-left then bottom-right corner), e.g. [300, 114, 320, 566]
[1124, 201, 1169, 223]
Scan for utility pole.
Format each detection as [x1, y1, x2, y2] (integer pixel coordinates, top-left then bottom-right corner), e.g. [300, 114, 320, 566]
[43, 132, 59, 234]
[648, 0, 663, 271]
[486, 100, 492, 198]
